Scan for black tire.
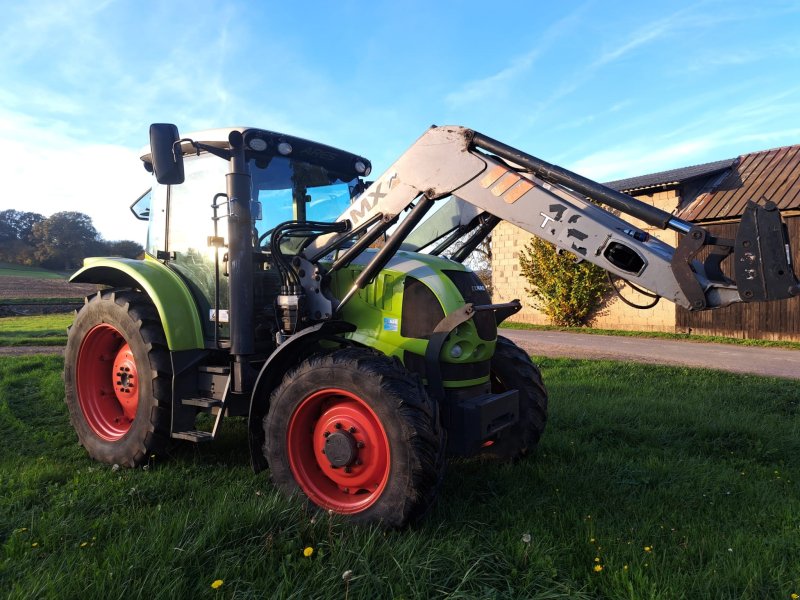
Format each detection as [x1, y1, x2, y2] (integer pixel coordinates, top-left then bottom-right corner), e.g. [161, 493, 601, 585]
[63, 290, 171, 467]
[485, 335, 548, 461]
[264, 347, 445, 528]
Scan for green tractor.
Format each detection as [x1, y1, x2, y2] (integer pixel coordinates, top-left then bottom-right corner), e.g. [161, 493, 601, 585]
[64, 123, 800, 526]
[64, 124, 546, 527]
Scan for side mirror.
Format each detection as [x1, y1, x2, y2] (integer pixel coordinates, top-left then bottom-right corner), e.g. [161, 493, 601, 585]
[149, 123, 185, 185]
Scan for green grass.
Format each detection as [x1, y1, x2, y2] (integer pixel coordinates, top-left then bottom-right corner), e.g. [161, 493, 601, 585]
[0, 262, 65, 279]
[0, 313, 72, 346]
[1, 355, 799, 599]
[501, 321, 800, 350]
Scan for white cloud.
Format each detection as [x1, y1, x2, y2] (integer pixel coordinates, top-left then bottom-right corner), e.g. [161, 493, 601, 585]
[0, 108, 150, 242]
[570, 139, 715, 181]
[444, 3, 591, 108]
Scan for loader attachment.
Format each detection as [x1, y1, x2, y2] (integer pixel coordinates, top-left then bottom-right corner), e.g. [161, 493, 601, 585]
[735, 201, 800, 302]
[307, 125, 800, 312]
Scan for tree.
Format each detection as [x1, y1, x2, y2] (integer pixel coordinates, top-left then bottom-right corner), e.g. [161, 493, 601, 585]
[102, 240, 144, 259]
[463, 235, 493, 297]
[518, 237, 609, 327]
[0, 210, 44, 264]
[32, 211, 101, 270]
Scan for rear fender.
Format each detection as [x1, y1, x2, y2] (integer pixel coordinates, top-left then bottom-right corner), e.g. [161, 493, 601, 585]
[70, 257, 205, 351]
[248, 321, 356, 473]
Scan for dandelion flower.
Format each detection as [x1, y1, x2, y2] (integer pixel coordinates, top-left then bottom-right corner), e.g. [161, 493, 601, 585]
[211, 579, 223, 589]
[593, 564, 603, 572]
[80, 542, 88, 548]
[594, 557, 600, 563]
[303, 546, 314, 557]
[623, 565, 629, 571]
[521, 533, 531, 544]
[644, 546, 652, 552]
[31, 542, 39, 548]
[589, 538, 595, 543]
[342, 570, 353, 582]
[791, 594, 798, 600]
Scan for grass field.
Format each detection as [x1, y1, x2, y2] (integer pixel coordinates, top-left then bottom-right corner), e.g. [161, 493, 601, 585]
[1, 355, 798, 599]
[0, 313, 72, 346]
[0, 262, 66, 279]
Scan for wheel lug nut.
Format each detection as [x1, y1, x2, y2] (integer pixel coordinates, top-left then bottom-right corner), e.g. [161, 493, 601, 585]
[356, 441, 365, 449]
[355, 459, 362, 466]
[335, 422, 342, 429]
[344, 466, 352, 473]
[321, 448, 326, 454]
[329, 464, 337, 469]
[323, 431, 330, 438]
[348, 426, 357, 434]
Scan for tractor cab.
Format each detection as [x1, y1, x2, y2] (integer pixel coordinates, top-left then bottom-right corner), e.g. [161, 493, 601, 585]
[135, 127, 370, 349]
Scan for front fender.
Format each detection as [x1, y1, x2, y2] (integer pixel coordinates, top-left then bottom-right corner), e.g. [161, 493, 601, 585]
[70, 256, 205, 351]
[248, 321, 356, 473]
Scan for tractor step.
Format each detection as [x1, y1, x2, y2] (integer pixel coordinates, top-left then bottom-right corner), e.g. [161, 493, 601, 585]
[181, 397, 222, 409]
[198, 365, 230, 375]
[172, 430, 214, 443]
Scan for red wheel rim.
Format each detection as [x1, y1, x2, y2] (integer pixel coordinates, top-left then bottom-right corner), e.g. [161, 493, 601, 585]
[76, 324, 139, 441]
[287, 388, 390, 514]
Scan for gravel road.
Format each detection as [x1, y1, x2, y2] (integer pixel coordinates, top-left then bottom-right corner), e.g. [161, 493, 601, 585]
[501, 329, 800, 380]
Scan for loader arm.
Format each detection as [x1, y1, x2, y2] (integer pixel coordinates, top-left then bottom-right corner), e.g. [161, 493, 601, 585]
[305, 126, 800, 311]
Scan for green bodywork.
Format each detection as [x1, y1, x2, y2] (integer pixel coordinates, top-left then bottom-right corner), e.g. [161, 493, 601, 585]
[70, 256, 205, 351]
[329, 250, 494, 388]
[71, 251, 492, 387]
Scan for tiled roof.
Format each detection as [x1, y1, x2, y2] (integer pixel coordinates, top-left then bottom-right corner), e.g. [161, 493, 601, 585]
[604, 158, 736, 193]
[678, 145, 800, 221]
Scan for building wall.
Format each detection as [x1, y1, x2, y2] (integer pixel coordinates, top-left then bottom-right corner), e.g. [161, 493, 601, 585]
[492, 189, 680, 331]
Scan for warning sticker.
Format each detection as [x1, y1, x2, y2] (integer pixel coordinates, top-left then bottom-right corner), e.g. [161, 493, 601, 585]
[383, 317, 398, 332]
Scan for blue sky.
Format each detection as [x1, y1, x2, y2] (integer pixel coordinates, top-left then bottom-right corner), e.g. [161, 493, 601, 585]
[1, 0, 799, 242]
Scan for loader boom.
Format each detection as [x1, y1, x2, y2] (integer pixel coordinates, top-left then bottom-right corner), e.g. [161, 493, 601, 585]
[308, 126, 800, 311]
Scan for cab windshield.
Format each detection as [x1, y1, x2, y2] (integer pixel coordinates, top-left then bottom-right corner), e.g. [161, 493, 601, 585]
[250, 156, 359, 244]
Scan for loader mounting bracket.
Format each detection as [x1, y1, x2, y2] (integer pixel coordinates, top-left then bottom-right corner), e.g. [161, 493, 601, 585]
[735, 200, 800, 302]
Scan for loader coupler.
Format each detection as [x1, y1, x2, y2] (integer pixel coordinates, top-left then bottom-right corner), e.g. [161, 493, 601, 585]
[735, 201, 800, 302]
[441, 389, 519, 456]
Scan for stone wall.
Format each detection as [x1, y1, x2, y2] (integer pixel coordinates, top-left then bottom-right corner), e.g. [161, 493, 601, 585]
[491, 189, 680, 332]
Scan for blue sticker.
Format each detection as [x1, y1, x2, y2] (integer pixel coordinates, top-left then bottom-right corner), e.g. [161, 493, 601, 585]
[383, 317, 398, 331]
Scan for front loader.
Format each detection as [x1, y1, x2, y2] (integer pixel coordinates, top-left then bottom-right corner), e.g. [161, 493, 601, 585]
[64, 123, 800, 527]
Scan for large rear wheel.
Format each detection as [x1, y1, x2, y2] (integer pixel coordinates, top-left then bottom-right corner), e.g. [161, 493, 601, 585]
[64, 290, 171, 467]
[264, 348, 445, 527]
[484, 335, 548, 461]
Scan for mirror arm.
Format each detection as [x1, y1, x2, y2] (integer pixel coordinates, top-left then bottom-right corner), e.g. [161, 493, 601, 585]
[174, 138, 231, 161]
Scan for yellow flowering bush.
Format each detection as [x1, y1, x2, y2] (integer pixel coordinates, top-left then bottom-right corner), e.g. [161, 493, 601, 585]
[518, 238, 608, 327]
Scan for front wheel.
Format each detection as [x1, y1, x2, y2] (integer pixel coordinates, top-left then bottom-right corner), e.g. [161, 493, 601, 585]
[64, 290, 171, 467]
[485, 336, 548, 461]
[264, 348, 445, 527]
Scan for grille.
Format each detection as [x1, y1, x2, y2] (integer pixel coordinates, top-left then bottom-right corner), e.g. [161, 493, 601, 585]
[400, 276, 445, 339]
[442, 270, 496, 341]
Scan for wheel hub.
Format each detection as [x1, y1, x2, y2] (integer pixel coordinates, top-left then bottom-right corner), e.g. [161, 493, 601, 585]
[324, 430, 357, 467]
[76, 324, 139, 441]
[286, 389, 390, 514]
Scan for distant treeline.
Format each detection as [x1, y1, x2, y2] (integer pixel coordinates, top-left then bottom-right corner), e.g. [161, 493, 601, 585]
[0, 210, 144, 271]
